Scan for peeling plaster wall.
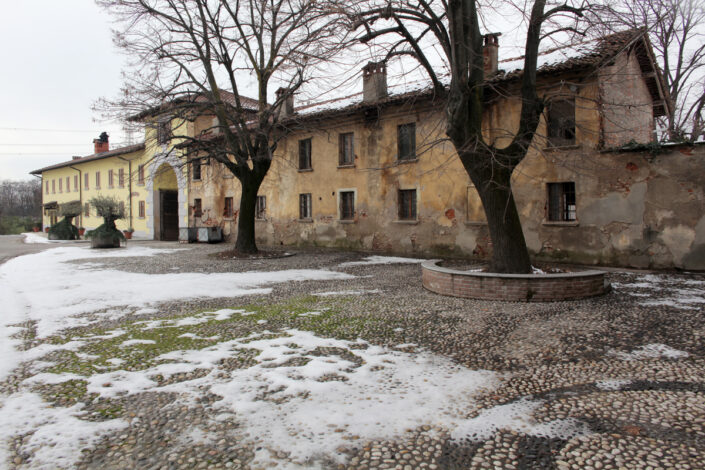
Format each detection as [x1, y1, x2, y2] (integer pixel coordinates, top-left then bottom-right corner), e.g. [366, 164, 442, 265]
[514, 144, 705, 270]
[187, 63, 705, 270]
[599, 51, 655, 147]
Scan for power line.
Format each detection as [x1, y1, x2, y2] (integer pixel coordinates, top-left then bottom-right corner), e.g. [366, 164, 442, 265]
[0, 127, 111, 133]
[0, 144, 99, 147]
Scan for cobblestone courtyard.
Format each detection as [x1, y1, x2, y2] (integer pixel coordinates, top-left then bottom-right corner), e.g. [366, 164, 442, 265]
[1, 240, 704, 469]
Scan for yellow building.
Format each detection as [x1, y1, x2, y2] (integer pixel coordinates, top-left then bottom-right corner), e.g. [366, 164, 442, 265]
[31, 121, 190, 240]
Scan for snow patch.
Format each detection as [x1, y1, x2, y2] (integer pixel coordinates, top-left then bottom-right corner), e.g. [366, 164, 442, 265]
[595, 379, 632, 391]
[77, 329, 499, 465]
[21, 232, 54, 244]
[338, 256, 426, 267]
[120, 339, 157, 347]
[609, 343, 689, 361]
[313, 289, 382, 296]
[0, 392, 127, 469]
[451, 398, 591, 442]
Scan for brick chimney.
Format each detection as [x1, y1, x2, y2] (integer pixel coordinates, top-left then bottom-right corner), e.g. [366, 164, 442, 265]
[362, 61, 388, 103]
[483, 33, 500, 76]
[275, 88, 294, 119]
[93, 132, 109, 154]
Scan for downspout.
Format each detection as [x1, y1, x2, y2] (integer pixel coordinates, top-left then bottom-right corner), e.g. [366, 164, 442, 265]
[117, 156, 133, 229]
[69, 166, 82, 228]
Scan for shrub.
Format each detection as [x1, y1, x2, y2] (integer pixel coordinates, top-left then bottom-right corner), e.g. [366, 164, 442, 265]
[48, 201, 82, 240]
[85, 196, 126, 247]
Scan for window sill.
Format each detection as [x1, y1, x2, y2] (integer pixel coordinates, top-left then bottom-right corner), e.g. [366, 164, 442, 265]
[192, 178, 202, 182]
[223, 217, 235, 221]
[137, 183, 145, 187]
[298, 218, 313, 223]
[397, 157, 418, 164]
[255, 218, 267, 222]
[465, 221, 488, 226]
[337, 164, 355, 169]
[339, 219, 356, 224]
[298, 168, 313, 173]
[542, 220, 579, 226]
[543, 144, 579, 151]
[393, 219, 418, 225]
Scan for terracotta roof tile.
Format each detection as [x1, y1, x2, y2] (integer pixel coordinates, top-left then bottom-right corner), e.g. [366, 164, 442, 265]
[30, 143, 146, 175]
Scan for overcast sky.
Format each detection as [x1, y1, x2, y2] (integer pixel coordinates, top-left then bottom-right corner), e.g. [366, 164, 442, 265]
[0, 0, 128, 181]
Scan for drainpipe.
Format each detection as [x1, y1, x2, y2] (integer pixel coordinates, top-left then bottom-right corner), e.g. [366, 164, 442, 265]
[117, 156, 133, 229]
[69, 166, 82, 228]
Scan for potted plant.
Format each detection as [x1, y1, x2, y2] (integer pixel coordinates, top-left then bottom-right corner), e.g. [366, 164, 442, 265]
[48, 201, 81, 240]
[78, 227, 86, 237]
[123, 227, 134, 239]
[32, 225, 40, 232]
[85, 196, 126, 248]
[44, 227, 49, 233]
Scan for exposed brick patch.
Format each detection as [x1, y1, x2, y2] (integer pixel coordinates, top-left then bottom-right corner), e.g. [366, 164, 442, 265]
[422, 260, 608, 302]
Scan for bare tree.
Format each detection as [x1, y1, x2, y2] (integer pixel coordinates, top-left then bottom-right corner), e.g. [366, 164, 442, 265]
[98, 0, 348, 253]
[0, 179, 42, 218]
[352, 0, 586, 273]
[590, 0, 705, 140]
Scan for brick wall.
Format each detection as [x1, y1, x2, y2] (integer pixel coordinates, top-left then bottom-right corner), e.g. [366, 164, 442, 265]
[422, 261, 607, 302]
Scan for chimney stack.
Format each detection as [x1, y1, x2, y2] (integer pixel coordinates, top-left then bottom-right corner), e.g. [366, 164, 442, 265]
[275, 88, 294, 119]
[72, 156, 82, 161]
[483, 33, 500, 76]
[362, 61, 388, 103]
[93, 132, 109, 154]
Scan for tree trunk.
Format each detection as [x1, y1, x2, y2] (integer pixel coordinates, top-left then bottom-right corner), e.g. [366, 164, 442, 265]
[235, 178, 260, 253]
[461, 154, 532, 273]
[234, 159, 269, 254]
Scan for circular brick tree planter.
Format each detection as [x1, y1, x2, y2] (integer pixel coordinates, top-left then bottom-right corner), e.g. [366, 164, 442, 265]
[422, 260, 609, 302]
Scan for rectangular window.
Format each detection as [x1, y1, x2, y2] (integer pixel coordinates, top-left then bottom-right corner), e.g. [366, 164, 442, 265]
[118, 201, 125, 216]
[157, 120, 171, 144]
[66, 176, 70, 193]
[95, 172, 101, 189]
[547, 182, 577, 222]
[138, 165, 145, 185]
[84, 203, 90, 217]
[45, 181, 49, 194]
[139, 200, 145, 218]
[223, 197, 233, 218]
[74, 175, 78, 192]
[340, 191, 355, 220]
[58, 178, 62, 193]
[255, 196, 266, 219]
[338, 133, 354, 166]
[299, 193, 312, 219]
[119, 168, 125, 188]
[298, 138, 312, 170]
[398, 189, 417, 220]
[52, 180, 55, 193]
[108, 169, 114, 188]
[547, 98, 576, 147]
[84, 173, 89, 190]
[193, 198, 202, 218]
[397, 123, 416, 161]
[192, 159, 201, 181]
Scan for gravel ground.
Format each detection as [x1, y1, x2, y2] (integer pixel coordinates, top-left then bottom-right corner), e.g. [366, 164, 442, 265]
[2, 241, 705, 469]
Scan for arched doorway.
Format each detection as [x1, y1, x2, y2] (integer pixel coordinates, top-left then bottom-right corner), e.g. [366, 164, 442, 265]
[152, 163, 179, 240]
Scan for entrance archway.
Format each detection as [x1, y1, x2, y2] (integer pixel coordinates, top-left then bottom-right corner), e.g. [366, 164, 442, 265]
[152, 163, 179, 241]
